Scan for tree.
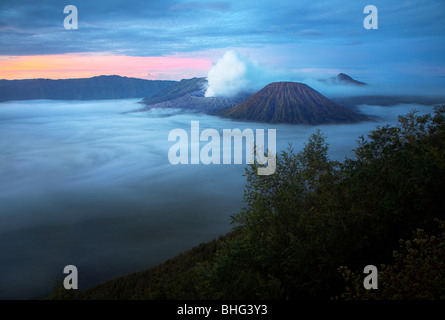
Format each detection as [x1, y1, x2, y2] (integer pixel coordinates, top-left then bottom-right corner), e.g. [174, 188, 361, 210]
[206, 106, 445, 300]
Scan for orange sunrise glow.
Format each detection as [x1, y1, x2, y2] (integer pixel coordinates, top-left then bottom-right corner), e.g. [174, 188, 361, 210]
[0, 53, 212, 80]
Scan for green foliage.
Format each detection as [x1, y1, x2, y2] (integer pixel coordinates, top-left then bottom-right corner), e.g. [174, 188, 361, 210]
[204, 129, 341, 299]
[338, 219, 445, 300]
[203, 106, 445, 299]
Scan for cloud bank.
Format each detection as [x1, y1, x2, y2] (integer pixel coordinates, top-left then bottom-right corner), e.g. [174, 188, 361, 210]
[204, 49, 445, 99]
[204, 50, 377, 98]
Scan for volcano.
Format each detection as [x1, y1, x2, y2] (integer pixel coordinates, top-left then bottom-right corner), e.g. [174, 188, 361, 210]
[142, 77, 207, 105]
[336, 73, 367, 86]
[140, 77, 252, 113]
[219, 82, 368, 124]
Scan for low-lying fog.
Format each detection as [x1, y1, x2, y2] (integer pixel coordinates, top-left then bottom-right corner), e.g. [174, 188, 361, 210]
[0, 99, 436, 299]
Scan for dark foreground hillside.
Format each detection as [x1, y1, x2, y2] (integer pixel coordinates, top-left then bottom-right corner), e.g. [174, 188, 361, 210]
[49, 106, 445, 300]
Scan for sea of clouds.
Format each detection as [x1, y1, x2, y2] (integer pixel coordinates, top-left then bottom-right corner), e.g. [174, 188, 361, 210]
[0, 98, 436, 299]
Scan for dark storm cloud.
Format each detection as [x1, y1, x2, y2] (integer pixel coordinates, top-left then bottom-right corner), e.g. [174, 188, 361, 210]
[0, 0, 236, 55]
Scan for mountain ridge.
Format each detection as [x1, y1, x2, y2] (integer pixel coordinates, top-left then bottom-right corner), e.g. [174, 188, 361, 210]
[0, 75, 177, 102]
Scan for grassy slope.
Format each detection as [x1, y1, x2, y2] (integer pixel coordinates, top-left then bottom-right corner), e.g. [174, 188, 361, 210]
[47, 232, 237, 300]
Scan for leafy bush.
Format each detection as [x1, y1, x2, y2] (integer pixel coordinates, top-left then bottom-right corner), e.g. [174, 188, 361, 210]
[204, 106, 445, 299]
[338, 219, 445, 300]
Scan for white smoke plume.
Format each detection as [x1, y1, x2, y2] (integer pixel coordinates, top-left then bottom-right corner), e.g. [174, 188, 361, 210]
[205, 50, 267, 97]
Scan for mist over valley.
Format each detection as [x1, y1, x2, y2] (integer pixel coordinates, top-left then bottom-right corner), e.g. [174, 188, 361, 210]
[0, 96, 438, 299]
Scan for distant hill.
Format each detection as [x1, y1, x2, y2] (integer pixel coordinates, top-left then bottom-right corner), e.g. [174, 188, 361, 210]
[218, 82, 368, 124]
[142, 77, 207, 105]
[320, 73, 367, 86]
[336, 73, 367, 86]
[0, 75, 176, 102]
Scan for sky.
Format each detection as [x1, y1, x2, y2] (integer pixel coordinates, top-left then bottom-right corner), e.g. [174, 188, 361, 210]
[0, 0, 445, 93]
